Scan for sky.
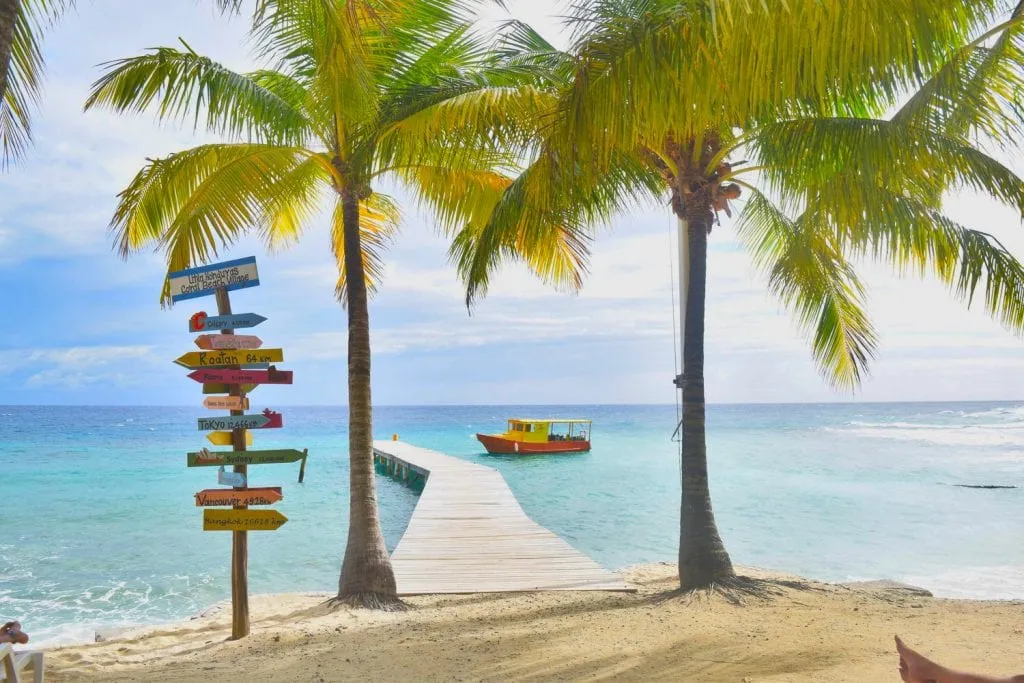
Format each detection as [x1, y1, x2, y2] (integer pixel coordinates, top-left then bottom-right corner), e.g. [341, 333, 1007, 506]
[0, 1, 1022, 407]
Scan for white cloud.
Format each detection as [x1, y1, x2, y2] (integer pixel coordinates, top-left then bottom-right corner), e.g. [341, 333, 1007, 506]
[0, 345, 159, 389]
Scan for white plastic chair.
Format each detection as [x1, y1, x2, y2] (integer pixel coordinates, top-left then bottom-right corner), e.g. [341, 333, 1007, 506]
[0, 643, 43, 683]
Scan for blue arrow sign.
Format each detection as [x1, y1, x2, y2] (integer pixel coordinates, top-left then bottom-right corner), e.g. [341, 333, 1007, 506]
[169, 256, 260, 303]
[189, 312, 267, 333]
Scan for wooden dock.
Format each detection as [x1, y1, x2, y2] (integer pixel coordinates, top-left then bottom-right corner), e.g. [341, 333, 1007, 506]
[373, 441, 631, 594]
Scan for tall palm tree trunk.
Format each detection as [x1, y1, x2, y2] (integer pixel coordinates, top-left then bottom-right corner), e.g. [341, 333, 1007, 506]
[677, 209, 735, 591]
[336, 187, 400, 608]
[0, 0, 19, 102]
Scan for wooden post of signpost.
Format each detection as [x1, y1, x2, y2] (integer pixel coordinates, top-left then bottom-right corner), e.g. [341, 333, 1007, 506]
[171, 255, 305, 643]
[215, 286, 249, 640]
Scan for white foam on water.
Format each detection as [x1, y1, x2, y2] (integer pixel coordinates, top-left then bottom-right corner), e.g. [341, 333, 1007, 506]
[827, 424, 1024, 447]
[825, 404, 1024, 448]
[961, 405, 1024, 420]
[902, 565, 1024, 601]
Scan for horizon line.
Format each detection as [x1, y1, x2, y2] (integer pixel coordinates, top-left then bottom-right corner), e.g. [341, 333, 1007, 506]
[0, 398, 1020, 409]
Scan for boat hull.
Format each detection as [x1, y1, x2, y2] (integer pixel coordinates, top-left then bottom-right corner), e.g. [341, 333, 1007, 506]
[475, 433, 591, 454]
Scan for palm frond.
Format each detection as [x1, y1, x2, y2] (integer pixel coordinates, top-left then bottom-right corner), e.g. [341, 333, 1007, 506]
[748, 117, 1024, 219]
[108, 143, 329, 304]
[452, 149, 664, 307]
[374, 21, 560, 173]
[1, 0, 74, 165]
[488, 19, 575, 86]
[85, 46, 312, 146]
[331, 191, 401, 304]
[830, 190, 1024, 334]
[735, 190, 878, 390]
[894, 3, 1024, 150]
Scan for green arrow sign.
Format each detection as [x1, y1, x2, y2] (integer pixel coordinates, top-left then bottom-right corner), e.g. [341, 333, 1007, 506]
[187, 448, 305, 467]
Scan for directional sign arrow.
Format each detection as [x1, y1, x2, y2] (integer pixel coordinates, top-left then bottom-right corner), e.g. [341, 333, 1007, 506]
[197, 410, 282, 431]
[195, 334, 263, 351]
[188, 448, 305, 467]
[189, 312, 267, 333]
[195, 487, 282, 507]
[188, 368, 292, 386]
[174, 348, 283, 369]
[169, 256, 260, 303]
[203, 395, 249, 411]
[207, 430, 253, 446]
[217, 466, 246, 487]
[203, 509, 287, 531]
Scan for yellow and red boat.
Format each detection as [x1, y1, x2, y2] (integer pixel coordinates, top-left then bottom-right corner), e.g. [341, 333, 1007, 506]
[476, 418, 592, 455]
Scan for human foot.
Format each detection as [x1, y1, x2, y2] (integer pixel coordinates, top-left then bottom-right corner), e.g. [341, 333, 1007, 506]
[895, 636, 1024, 683]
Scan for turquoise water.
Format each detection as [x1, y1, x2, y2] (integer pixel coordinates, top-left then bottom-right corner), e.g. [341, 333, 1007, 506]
[2, 402, 1023, 645]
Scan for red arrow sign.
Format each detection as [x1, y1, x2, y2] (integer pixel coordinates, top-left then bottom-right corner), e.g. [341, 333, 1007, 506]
[195, 334, 262, 350]
[187, 367, 293, 385]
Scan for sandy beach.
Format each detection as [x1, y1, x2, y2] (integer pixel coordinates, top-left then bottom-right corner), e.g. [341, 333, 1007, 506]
[42, 563, 1024, 682]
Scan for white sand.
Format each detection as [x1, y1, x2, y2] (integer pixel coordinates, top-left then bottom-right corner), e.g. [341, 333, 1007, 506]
[44, 564, 1024, 682]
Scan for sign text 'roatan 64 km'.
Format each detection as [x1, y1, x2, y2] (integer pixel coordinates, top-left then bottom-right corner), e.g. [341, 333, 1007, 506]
[169, 256, 260, 303]
[174, 348, 283, 369]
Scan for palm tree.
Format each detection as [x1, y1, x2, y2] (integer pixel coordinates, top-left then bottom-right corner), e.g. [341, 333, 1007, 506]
[455, 1, 1024, 591]
[84, 0, 568, 607]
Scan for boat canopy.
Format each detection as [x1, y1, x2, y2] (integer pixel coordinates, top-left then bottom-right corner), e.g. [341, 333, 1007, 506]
[508, 419, 591, 425]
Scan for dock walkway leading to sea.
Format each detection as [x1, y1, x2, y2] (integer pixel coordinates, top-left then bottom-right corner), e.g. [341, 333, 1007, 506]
[373, 441, 632, 594]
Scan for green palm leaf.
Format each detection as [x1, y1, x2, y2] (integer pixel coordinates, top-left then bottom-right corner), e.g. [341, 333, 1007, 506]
[1, 0, 73, 165]
[736, 191, 878, 389]
[85, 46, 313, 146]
[331, 191, 401, 304]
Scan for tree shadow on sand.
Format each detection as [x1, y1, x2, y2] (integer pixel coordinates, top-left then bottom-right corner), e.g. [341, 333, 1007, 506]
[651, 573, 830, 607]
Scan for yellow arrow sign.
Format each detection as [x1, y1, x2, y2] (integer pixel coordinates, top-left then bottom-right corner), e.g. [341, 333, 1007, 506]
[174, 348, 284, 369]
[203, 509, 287, 531]
[206, 430, 253, 446]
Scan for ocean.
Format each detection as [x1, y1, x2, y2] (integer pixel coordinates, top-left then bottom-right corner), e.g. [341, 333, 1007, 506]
[2, 402, 1022, 646]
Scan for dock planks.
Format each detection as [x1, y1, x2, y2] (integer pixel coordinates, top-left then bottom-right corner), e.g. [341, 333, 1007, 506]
[373, 441, 632, 595]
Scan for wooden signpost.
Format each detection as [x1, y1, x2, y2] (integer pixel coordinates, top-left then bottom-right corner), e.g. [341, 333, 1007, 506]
[195, 334, 263, 350]
[169, 255, 306, 641]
